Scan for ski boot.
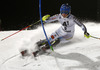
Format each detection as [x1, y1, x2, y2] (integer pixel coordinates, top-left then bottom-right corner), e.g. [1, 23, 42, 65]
[32, 38, 60, 57]
[32, 51, 39, 57]
[32, 45, 49, 57]
[37, 38, 60, 47]
[36, 39, 48, 47]
[20, 50, 30, 57]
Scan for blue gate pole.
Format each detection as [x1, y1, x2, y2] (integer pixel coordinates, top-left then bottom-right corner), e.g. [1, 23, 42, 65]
[39, 0, 54, 51]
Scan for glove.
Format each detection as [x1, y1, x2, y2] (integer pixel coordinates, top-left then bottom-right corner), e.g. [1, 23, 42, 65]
[84, 32, 91, 38]
[42, 14, 50, 22]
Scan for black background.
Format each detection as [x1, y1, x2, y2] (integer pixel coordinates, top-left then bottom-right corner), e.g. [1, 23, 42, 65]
[0, 0, 99, 30]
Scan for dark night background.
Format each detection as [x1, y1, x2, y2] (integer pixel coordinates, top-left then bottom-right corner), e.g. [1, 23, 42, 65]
[0, 0, 99, 31]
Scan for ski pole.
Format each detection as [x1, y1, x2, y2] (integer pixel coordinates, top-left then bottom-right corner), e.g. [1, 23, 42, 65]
[1, 20, 40, 41]
[90, 35, 100, 40]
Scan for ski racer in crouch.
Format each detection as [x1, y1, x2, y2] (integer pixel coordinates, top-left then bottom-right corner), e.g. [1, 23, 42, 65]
[21, 4, 91, 57]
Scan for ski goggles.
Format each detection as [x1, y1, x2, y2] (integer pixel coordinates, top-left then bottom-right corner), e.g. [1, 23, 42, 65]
[60, 11, 69, 14]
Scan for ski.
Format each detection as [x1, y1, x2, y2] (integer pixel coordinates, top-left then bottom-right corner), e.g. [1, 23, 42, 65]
[1, 53, 20, 65]
[23, 61, 34, 67]
[22, 52, 51, 67]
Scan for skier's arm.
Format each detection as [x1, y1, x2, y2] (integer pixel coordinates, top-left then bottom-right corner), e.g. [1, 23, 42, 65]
[74, 17, 90, 38]
[43, 14, 59, 23]
[74, 18, 87, 33]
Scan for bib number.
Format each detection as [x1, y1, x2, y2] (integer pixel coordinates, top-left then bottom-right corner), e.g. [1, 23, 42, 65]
[62, 21, 71, 32]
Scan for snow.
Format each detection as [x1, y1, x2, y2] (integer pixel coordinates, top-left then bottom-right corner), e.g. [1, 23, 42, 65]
[0, 22, 100, 70]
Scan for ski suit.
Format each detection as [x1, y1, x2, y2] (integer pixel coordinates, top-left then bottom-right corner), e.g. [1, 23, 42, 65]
[45, 14, 87, 43]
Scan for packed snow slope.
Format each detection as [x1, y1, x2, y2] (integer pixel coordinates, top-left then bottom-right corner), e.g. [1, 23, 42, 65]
[0, 22, 100, 70]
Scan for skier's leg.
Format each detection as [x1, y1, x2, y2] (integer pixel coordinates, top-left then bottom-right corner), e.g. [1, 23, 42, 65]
[32, 27, 62, 57]
[36, 39, 48, 47]
[32, 38, 60, 57]
[40, 38, 60, 51]
[40, 35, 61, 51]
[36, 27, 62, 50]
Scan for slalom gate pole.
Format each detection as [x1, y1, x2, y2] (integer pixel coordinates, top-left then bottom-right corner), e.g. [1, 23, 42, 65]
[90, 35, 100, 40]
[1, 20, 40, 41]
[39, 0, 54, 51]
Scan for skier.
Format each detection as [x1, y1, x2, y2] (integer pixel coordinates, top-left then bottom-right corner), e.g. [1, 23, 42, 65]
[21, 4, 90, 57]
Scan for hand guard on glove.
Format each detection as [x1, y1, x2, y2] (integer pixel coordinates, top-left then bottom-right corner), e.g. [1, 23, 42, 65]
[42, 14, 50, 22]
[84, 32, 91, 38]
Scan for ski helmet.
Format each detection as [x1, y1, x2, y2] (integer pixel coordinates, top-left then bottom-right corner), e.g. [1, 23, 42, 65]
[60, 4, 71, 14]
